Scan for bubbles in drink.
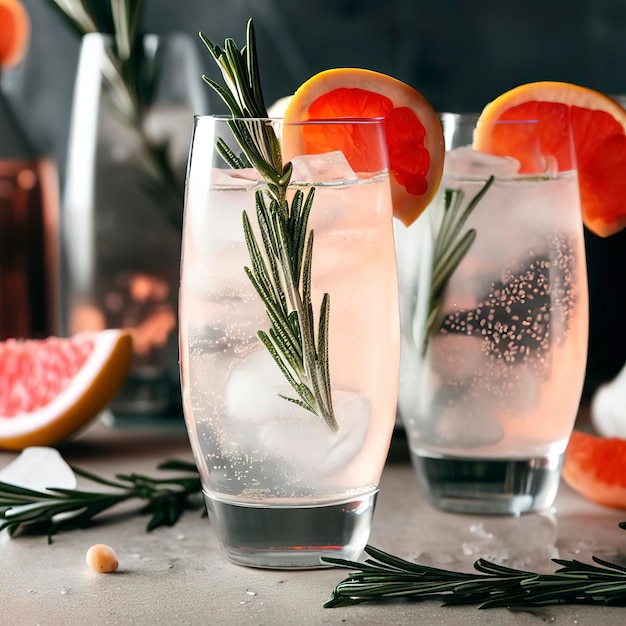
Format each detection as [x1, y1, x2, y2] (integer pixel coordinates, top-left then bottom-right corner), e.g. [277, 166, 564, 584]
[441, 233, 576, 366]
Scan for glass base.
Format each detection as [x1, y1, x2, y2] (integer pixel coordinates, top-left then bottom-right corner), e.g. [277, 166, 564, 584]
[411, 450, 563, 515]
[205, 490, 378, 569]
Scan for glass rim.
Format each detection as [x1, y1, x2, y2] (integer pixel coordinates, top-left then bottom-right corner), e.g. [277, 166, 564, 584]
[439, 112, 540, 125]
[194, 114, 387, 125]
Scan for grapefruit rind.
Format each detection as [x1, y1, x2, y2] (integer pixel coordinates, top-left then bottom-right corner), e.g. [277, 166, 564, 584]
[562, 430, 626, 509]
[473, 81, 626, 238]
[282, 67, 444, 227]
[475, 81, 626, 133]
[0, 0, 30, 69]
[0, 330, 133, 451]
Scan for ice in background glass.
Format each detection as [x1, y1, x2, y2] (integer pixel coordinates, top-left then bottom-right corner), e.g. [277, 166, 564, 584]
[179, 116, 400, 568]
[396, 113, 588, 515]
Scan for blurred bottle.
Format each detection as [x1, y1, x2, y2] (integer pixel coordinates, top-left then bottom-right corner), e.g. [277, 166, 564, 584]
[0, 0, 59, 340]
[0, 88, 59, 339]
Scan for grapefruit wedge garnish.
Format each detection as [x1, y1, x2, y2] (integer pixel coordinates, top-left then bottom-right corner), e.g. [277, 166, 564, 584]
[473, 81, 626, 238]
[0, 330, 133, 451]
[0, 0, 30, 68]
[562, 430, 626, 509]
[282, 68, 445, 227]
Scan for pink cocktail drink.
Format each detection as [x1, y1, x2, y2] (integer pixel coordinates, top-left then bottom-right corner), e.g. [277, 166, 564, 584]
[180, 117, 400, 567]
[397, 114, 589, 514]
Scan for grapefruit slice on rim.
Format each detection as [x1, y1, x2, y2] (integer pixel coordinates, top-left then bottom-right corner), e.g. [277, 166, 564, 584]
[282, 68, 445, 227]
[562, 430, 626, 509]
[0, 330, 133, 451]
[473, 81, 626, 238]
[0, 0, 30, 68]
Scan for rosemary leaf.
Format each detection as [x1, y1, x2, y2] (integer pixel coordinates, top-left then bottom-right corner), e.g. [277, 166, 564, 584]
[244, 266, 300, 360]
[431, 228, 477, 296]
[228, 119, 282, 183]
[322, 540, 626, 609]
[433, 188, 464, 261]
[293, 189, 315, 280]
[255, 196, 285, 306]
[243, 211, 277, 300]
[216, 138, 248, 169]
[257, 330, 304, 391]
[422, 177, 494, 354]
[0, 461, 203, 541]
[201, 75, 244, 117]
[224, 39, 258, 116]
[318, 293, 332, 405]
[244, 23, 268, 118]
[278, 394, 317, 413]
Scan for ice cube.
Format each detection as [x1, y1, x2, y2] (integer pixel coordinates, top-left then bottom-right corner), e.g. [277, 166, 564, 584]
[224, 348, 370, 475]
[290, 151, 357, 185]
[210, 166, 263, 188]
[445, 146, 521, 179]
[258, 392, 370, 475]
[0, 447, 76, 492]
[430, 393, 504, 448]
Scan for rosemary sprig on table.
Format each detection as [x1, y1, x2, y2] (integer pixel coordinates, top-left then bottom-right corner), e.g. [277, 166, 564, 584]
[0, 460, 202, 542]
[199, 20, 336, 429]
[422, 176, 494, 354]
[4, 459, 626, 612]
[322, 542, 626, 609]
[45, 0, 183, 228]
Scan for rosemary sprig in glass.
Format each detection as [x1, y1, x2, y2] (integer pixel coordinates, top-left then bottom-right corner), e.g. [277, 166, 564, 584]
[0, 460, 202, 542]
[322, 541, 626, 609]
[45, 0, 183, 227]
[422, 176, 494, 354]
[199, 20, 336, 429]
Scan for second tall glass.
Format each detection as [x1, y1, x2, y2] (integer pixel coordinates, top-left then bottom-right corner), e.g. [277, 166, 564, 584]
[180, 116, 400, 568]
[397, 113, 589, 515]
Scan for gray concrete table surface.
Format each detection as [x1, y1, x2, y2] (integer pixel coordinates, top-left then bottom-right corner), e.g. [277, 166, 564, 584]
[1, 417, 626, 626]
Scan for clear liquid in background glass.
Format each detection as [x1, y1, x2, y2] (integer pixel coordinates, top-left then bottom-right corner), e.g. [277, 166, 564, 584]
[180, 150, 400, 567]
[398, 146, 588, 515]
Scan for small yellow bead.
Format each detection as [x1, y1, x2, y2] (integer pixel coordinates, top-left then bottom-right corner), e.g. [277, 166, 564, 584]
[86, 544, 119, 573]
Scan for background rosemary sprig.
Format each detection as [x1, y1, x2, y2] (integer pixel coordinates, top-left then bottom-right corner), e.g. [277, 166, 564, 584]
[45, 0, 184, 228]
[0, 460, 203, 542]
[322, 542, 626, 609]
[200, 20, 336, 429]
[422, 176, 494, 354]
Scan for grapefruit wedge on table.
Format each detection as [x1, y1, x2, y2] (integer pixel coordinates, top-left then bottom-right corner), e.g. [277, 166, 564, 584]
[473, 81, 626, 238]
[0, 330, 132, 451]
[563, 430, 626, 509]
[282, 68, 445, 227]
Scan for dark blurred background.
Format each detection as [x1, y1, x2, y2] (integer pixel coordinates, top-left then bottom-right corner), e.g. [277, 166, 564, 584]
[6, 0, 626, 397]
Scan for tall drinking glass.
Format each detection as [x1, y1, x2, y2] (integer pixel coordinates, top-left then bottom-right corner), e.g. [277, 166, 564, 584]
[397, 113, 588, 514]
[180, 116, 400, 568]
